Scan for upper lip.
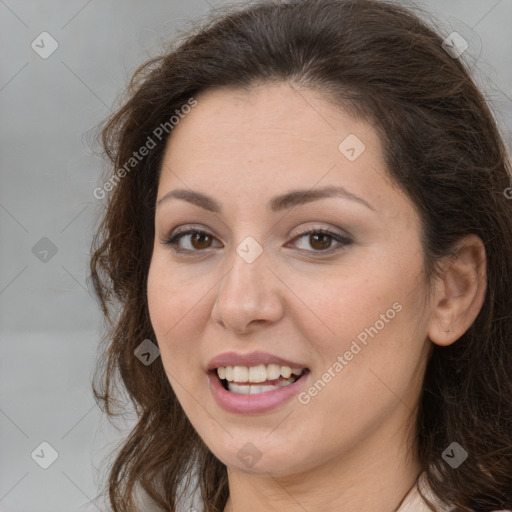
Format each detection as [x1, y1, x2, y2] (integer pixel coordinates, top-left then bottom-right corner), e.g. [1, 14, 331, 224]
[206, 351, 309, 372]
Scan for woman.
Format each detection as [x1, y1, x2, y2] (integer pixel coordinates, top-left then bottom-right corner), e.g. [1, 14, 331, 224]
[88, 0, 512, 510]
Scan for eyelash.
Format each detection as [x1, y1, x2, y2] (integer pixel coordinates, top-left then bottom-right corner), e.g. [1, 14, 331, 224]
[163, 227, 352, 255]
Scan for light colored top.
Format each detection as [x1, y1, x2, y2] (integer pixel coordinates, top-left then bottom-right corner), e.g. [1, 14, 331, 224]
[397, 473, 512, 512]
[396, 474, 448, 512]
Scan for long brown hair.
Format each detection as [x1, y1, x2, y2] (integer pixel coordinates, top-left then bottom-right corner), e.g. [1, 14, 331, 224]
[88, 0, 512, 510]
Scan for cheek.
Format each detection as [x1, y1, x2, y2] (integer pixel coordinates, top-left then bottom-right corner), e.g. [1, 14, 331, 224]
[297, 250, 427, 388]
[294, 295, 425, 457]
[322, 290, 425, 408]
[146, 255, 212, 383]
[147, 269, 198, 412]
[147, 259, 189, 367]
[292, 262, 404, 352]
[147, 254, 204, 334]
[147, 259, 172, 336]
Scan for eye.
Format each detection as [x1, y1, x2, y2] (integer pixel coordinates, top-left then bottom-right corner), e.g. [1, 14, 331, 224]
[289, 228, 352, 253]
[164, 228, 220, 253]
[163, 227, 352, 255]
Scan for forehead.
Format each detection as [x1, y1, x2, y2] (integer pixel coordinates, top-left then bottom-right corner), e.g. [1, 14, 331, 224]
[157, 83, 394, 211]
[165, 82, 381, 154]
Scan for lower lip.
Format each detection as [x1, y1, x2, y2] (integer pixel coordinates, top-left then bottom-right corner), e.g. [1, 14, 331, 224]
[207, 370, 310, 414]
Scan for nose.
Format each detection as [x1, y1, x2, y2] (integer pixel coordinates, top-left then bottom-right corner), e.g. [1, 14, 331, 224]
[210, 246, 285, 334]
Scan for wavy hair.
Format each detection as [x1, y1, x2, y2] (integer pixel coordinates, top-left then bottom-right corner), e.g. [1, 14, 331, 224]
[88, 0, 512, 510]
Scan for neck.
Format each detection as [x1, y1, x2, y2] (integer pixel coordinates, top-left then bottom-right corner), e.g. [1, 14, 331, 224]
[222, 407, 422, 512]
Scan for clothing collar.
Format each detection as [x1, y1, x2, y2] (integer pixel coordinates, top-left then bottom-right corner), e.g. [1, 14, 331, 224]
[396, 473, 450, 512]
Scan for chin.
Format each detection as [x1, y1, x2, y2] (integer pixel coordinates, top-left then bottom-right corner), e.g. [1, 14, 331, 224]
[218, 446, 303, 476]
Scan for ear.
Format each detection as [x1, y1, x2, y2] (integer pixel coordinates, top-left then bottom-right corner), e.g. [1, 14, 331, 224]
[427, 234, 487, 347]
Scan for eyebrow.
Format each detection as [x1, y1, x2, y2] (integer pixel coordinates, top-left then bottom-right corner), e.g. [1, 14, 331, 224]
[156, 185, 375, 212]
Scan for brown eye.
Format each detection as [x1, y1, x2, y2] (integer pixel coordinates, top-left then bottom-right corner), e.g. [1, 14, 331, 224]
[164, 229, 221, 253]
[164, 227, 352, 255]
[291, 228, 352, 253]
[189, 231, 213, 250]
[308, 232, 332, 251]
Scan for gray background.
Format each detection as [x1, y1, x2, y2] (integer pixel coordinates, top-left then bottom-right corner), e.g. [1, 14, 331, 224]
[1, 1, 511, 511]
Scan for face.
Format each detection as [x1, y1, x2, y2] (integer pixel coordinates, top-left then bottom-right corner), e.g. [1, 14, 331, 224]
[147, 82, 432, 478]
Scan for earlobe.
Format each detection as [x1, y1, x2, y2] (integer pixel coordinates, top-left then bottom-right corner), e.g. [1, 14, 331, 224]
[427, 234, 487, 347]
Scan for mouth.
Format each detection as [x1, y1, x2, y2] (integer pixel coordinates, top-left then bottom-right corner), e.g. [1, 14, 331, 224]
[209, 366, 310, 395]
[207, 364, 312, 414]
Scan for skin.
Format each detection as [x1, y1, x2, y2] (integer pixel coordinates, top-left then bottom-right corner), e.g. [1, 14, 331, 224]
[146, 82, 487, 512]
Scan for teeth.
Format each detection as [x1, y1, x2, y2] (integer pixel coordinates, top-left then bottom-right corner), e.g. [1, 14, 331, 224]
[266, 364, 281, 380]
[216, 364, 305, 383]
[233, 366, 249, 382]
[249, 365, 266, 382]
[281, 366, 292, 379]
[227, 379, 296, 394]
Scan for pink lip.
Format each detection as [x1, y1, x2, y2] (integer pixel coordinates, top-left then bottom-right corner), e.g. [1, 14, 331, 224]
[207, 370, 310, 414]
[206, 351, 308, 371]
